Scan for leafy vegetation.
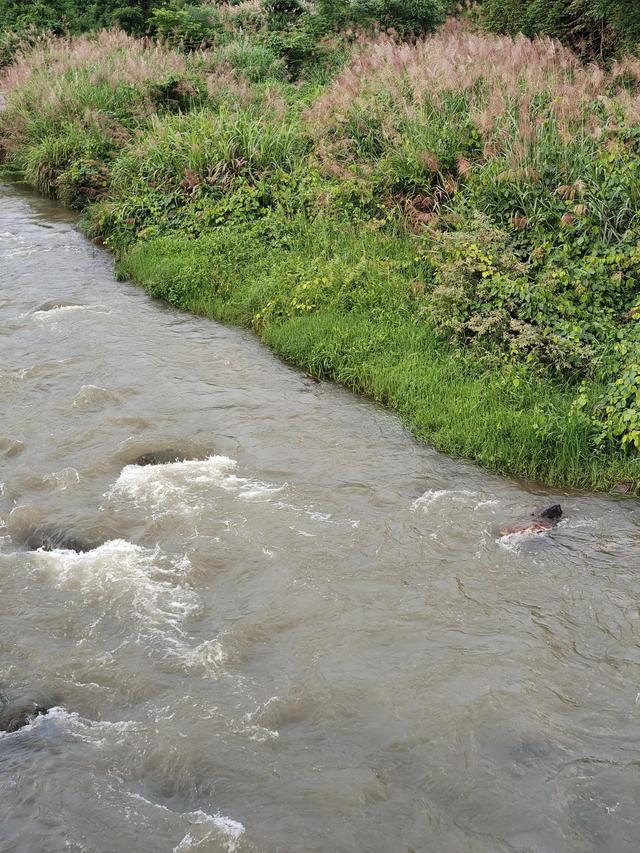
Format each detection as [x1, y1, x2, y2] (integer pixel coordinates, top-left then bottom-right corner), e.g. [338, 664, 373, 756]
[480, 0, 640, 59]
[0, 0, 161, 35]
[0, 8, 639, 491]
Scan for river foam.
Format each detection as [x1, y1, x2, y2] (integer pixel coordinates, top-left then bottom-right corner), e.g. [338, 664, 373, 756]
[0, 705, 145, 744]
[172, 810, 245, 853]
[412, 488, 479, 511]
[107, 455, 284, 517]
[33, 539, 199, 653]
[121, 791, 245, 853]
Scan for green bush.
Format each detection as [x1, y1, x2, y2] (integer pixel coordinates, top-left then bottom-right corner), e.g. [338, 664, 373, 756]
[317, 0, 449, 35]
[0, 0, 164, 35]
[481, 0, 640, 58]
[263, 0, 307, 29]
[0, 27, 42, 68]
[22, 126, 112, 200]
[149, 4, 223, 49]
[263, 24, 327, 78]
[594, 340, 640, 451]
[0, 0, 77, 33]
[215, 37, 287, 82]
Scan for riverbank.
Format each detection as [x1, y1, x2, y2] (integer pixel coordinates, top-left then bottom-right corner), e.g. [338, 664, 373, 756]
[1, 25, 639, 492]
[117, 221, 634, 490]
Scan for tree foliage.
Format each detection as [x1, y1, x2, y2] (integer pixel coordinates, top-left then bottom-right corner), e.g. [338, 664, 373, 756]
[0, 0, 160, 35]
[481, 0, 640, 58]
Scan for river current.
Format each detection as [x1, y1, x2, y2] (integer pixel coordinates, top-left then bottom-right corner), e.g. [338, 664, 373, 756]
[1, 181, 640, 852]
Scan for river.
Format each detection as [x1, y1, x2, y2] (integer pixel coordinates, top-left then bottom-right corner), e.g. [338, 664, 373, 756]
[1, 181, 639, 852]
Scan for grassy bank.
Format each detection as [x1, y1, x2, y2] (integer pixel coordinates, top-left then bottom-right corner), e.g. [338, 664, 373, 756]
[118, 221, 636, 488]
[1, 21, 639, 491]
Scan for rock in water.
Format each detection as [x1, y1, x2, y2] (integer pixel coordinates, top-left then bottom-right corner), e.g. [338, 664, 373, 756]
[499, 504, 563, 537]
[128, 449, 192, 467]
[19, 525, 96, 553]
[33, 300, 79, 313]
[0, 700, 50, 733]
[536, 504, 563, 520]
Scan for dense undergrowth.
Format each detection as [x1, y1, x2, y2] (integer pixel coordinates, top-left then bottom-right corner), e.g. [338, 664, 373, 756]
[1, 14, 639, 491]
[481, 0, 640, 60]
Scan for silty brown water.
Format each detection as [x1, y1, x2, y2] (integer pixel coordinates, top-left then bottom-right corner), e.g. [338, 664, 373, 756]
[1, 181, 640, 853]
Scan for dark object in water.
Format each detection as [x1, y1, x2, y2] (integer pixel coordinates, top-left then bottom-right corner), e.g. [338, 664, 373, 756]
[128, 449, 192, 467]
[613, 482, 633, 495]
[33, 300, 78, 313]
[0, 437, 24, 458]
[500, 504, 563, 537]
[18, 524, 95, 553]
[0, 700, 51, 733]
[536, 504, 562, 520]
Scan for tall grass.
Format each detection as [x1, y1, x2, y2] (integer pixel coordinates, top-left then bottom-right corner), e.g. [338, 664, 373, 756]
[110, 107, 309, 195]
[1, 30, 188, 94]
[306, 20, 640, 197]
[0, 29, 246, 199]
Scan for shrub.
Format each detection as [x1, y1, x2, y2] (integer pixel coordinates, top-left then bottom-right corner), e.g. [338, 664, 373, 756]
[481, 0, 640, 59]
[149, 4, 224, 49]
[416, 217, 630, 376]
[0, 26, 45, 69]
[262, 23, 327, 77]
[316, 0, 450, 35]
[594, 340, 640, 451]
[0, 0, 164, 36]
[213, 36, 287, 82]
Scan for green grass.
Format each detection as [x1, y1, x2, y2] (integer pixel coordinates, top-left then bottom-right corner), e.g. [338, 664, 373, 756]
[117, 220, 640, 491]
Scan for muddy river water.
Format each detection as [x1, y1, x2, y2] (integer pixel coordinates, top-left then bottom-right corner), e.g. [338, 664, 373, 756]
[1, 181, 640, 852]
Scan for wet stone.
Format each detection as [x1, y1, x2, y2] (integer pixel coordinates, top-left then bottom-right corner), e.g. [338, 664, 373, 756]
[33, 300, 79, 313]
[18, 525, 96, 553]
[499, 504, 563, 537]
[0, 437, 25, 458]
[0, 699, 51, 733]
[128, 449, 200, 467]
[535, 504, 563, 520]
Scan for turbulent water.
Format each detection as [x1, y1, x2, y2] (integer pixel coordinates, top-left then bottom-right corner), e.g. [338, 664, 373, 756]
[1, 182, 640, 853]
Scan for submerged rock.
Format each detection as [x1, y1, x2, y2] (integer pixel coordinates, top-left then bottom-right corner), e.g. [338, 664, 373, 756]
[0, 436, 25, 458]
[499, 504, 563, 537]
[33, 299, 79, 313]
[17, 524, 96, 553]
[128, 449, 194, 467]
[0, 699, 51, 733]
[117, 439, 215, 470]
[6, 507, 99, 554]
